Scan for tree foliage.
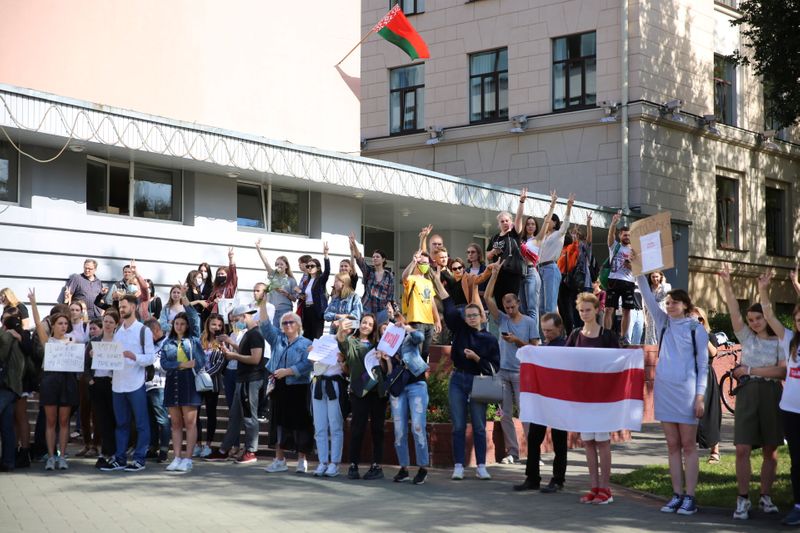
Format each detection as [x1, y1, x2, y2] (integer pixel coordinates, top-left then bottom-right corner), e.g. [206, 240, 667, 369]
[731, 0, 800, 127]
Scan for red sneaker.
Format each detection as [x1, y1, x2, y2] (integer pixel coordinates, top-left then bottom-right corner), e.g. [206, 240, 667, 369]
[236, 451, 257, 464]
[580, 487, 599, 504]
[594, 488, 614, 505]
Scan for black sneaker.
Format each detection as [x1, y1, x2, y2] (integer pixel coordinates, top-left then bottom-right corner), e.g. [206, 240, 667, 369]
[540, 479, 564, 493]
[513, 477, 540, 491]
[413, 467, 428, 485]
[363, 464, 384, 480]
[145, 449, 158, 459]
[393, 467, 410, 483]
[347, 464, 360, 480]
[15, 448, 31, 469]
[124, 460, 146, 472]
[158, 450, 168, 463]
[100, 459, 126, 472]
[94, 457, 110, 470]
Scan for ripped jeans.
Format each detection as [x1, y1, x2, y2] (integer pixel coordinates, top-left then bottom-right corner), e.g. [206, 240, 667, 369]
[390, 381, 429, 467]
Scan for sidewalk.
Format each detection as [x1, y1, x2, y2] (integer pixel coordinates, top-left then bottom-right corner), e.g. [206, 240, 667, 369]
[0, 417, 780, 532]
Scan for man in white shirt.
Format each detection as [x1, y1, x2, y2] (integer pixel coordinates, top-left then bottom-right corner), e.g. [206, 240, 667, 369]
[604, 211, 636, 342]
[101, 295, 156, 472]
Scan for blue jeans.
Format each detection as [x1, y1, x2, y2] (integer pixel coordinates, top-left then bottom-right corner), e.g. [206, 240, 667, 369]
[410, 322, 434, 359]
[519, 267, 541, 339]
[312, 380, 344, 464]
[627, 308, 645, 344]
[448, 370, 488, 465]
[539, 262, 562, 315]
[0, 388, 17, 469]
[391, 381, 429, 467]
[112, 386, 150, 464]
[147, 388, 171, 451]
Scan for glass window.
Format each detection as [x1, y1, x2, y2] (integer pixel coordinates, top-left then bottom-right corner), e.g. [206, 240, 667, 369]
[716, 176, 739, 249]
[270, 186, 309, 235]
[469, 48, 508, 123]
[108, 164, 130, 216]
[714, 54, 736, 126]
[237, 183, 265, 228]
[393, 0, 424, 15]
[134, 165, 181, 221]
[390, 64, 425, 135]
[765, 185, 787, 256]
[86, 159, 106, 212]
[0, 141, 19, 203]
[552, 32, 597, 111]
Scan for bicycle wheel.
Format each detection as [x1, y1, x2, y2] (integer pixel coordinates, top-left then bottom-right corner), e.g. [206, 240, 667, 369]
[719, 373, 736, 414]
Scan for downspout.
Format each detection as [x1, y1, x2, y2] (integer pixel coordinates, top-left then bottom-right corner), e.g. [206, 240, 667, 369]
[621, 0, 630, 214]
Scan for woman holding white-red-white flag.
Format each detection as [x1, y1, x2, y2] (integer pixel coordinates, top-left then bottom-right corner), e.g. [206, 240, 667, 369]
[636, 265, 708, 517]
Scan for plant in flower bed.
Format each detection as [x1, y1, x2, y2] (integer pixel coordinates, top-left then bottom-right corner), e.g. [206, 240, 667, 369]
[425, 363, 502, 423]
[611, 447, 792, 509]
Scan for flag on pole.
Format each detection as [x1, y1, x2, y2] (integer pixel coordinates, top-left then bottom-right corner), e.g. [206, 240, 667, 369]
[372, 4, 430, 60]
[517, 346, 645, 433]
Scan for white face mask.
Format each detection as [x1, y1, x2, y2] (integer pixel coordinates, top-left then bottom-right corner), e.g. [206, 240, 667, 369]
[195, 277, 203, 286]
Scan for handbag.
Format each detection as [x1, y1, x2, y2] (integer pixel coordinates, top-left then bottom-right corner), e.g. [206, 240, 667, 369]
[189, 341, 214, 393]
[470, 365, 504, 404]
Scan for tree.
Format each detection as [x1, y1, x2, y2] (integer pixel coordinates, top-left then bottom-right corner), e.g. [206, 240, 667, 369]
[731, 0, 800, 128]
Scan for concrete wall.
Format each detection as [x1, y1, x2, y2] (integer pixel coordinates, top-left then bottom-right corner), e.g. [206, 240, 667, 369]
[0, 0, 361, 153]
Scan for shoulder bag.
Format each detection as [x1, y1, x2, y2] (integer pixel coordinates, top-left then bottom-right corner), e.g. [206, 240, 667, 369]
[190, 341, 214, 392]
[470, 363, 504, 404]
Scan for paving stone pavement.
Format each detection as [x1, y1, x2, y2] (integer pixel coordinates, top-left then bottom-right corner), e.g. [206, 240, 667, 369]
[0, 419, 782, 532]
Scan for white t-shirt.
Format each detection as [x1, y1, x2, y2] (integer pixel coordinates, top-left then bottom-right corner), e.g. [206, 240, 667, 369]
[304, 280, 314, 304]
[780, 331, 800, 414]
[608, 242, 634, 283]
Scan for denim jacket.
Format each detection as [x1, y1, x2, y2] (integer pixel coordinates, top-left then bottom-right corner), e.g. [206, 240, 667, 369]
[396, 329, 428, 377]
[158, 306, 206, 374]
[324, 293, 363, 333]
[260, 321, 313, 385]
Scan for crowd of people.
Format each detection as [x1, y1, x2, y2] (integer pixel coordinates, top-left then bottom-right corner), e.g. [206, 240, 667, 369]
[0, 187, 798, 526]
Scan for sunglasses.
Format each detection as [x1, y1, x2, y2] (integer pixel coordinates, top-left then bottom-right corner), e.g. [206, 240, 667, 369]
[281, 321, 297, 327]
[465, 313, 481, 319]
[451, 266, 464, 271]
[307, 265, 318, 270]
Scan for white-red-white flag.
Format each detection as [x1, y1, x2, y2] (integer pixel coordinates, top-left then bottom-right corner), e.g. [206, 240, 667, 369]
[517, 346, 645, 433]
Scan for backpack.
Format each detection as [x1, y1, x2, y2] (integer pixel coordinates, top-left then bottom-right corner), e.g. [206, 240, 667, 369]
[598, 242, 621, 290]
[558, 241, 580, 275]
[141, 327, 156, 382]
[564, 242, 593, 292]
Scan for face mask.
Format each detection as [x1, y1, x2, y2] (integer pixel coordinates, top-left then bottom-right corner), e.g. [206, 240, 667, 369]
[195, 277, 203, 286]
[235, 320, 246, 330]
[126, 284, 138, 293]
[216, 276, 227, 284]
[417, 264, 429, 275]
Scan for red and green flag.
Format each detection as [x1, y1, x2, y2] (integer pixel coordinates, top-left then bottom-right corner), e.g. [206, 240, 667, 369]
[372, 4, 430, 60]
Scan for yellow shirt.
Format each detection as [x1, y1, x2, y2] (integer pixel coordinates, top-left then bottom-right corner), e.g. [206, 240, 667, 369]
[402, 275, 435, 324]
[177, 342, 188, 363]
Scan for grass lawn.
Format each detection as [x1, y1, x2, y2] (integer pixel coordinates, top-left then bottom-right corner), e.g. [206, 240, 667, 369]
[611, 447, 793, 509]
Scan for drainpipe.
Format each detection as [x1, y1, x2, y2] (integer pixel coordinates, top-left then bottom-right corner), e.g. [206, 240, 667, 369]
[621, 0, 630, 214]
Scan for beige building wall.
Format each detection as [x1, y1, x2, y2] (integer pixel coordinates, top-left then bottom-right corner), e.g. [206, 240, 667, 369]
[360, 0, 800, 313]
[0, 0, 361, 153]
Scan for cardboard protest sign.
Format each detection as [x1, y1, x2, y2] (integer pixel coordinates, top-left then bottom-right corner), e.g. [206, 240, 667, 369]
[91, 341, 125, 371]
[630, 211, 674, 276]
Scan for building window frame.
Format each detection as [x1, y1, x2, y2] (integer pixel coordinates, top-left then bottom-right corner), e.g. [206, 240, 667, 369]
[552, 31, 597, 112]
[236, 181, 311, 236]
[389, 63, 425, 135]
[469, 48, 509, 124]
[716, 175, 740, 250]
[0, 141, 20, 205]
[85, 156, 183, 222]
[714, 54, 737, 127]
[391, 0, 424, 15]
[765, 180, 790, 257]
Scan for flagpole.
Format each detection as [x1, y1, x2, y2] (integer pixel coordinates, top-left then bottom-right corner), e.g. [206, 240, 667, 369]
[336, 28, 376, 66]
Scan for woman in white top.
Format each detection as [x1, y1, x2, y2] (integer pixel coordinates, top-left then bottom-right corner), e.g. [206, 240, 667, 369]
[643, 271, 672, 345]
[535, 192, 574, 315]
[720, 267, 785, 520]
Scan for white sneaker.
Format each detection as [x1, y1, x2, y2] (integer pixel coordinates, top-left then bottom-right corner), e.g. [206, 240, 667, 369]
[192, 445, 202, 458]
[324, 463, 340, 477]
[200, 445, 212, 458]
[264, 459, 288, 473]
[476, 464, 491, 480]
[45, 456, 56, 471]
[759, 494, 779, 514]
[296, 457, 308, 474]
[56, 456, 69, 470]
[178, 458, 193, 473]
[500, 454, 516, 465]
[313, 463, 327, 477]
[451, 463, 464, 480]
[733, 496, 751, 520]
[166, 457, 182, 471]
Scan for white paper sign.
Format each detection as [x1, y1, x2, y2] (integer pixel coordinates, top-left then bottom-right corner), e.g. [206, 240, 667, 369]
[218, 298, 236, 324]
[43, 343, 86, 372]
[377, 324, 405, 357]
[639, 231, 664, 273]
[364, 349, 380, 380]
[308, 335, 340, 366]
[90, 341, 125, 371]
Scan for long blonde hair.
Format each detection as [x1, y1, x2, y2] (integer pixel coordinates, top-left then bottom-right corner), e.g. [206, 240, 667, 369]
[334, 272, 354, 299]
[0, 288, 19, 307]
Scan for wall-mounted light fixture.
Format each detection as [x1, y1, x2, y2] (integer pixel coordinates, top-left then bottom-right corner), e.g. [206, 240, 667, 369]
[600, 101, 619, 123]
[425, 126, 443, 145]
[509, 115, 528, 133]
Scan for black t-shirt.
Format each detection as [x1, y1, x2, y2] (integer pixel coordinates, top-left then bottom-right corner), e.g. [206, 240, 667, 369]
[237, 327, 265, 383]
[442, 271, 467, 306]
[487, 228, 523, 275]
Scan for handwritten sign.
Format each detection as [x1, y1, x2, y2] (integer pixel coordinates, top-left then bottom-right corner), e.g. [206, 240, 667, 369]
[91, 341, 125, 371]
[377, 324, 405, 357]
[43, 343, 85, 372]
[308, 335, 340, 366]
[630, 211, 674, 276]
[217, 298, 236, 324]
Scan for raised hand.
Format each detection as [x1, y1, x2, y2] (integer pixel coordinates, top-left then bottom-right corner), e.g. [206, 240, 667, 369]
[227, 247, 234, 261]
[791, 265, 799, 285]
[323, 241, 329, 256]
[718, 263, 731, 282]
[130, 258, 137, 273]
[418, 225, 433, 240]
[567, 193, 576, 207]
[586, 212, 593, 224]
[611, 210, 622, 225]
[519, 187, 528, 203]
[255, 238, 262, 249]
[27, 288, 36, 303]
[757, 272, 771, 291]
[550, 190, 558, 204]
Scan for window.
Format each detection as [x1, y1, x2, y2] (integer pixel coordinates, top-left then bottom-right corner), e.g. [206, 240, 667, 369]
[0, 141, 19, 203]
[86, 157, 181, 221]
[390, 64, 425, 134]
[236, 182, 310, 236]
[552, 32, 596, 111]
[469, 48, 508, 123]
[763, 80, 783, 131]
[714, 54, 736, 126]
[716, 176, 739, 249]
[392, 0, 424, 15]
[765, 184, 788, 256]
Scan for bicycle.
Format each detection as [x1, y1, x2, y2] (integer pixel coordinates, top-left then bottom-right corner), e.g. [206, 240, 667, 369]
[711, 332, 741, 414]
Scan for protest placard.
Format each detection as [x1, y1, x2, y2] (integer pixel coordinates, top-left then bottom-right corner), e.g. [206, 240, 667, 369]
[630, 211, 674, 276]
[43, 343, 86, 372]
[308, 335, 340, 366]
[90, 341, 125, 371]
[377, 323, 405, 357]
